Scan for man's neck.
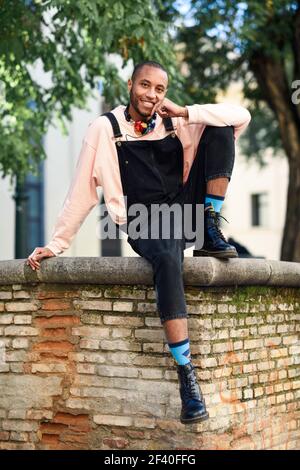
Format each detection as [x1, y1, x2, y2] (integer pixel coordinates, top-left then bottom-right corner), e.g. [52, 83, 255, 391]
[128, 104, 152, 122]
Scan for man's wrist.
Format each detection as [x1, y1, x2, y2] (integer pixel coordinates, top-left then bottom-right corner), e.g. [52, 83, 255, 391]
[179, 106, 189, 118]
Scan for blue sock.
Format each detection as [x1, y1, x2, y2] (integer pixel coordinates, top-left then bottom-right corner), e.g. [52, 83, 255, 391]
[205, 193, 224, 213]
[168, 338, 191, 365]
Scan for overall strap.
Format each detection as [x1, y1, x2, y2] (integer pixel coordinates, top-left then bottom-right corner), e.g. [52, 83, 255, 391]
[163, 117, 174, 132]
[102, 112, 123, 138]
[102, 111, 174, 136]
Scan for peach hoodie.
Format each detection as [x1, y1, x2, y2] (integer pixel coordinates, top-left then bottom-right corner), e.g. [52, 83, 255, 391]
[45, 103, 251, 256]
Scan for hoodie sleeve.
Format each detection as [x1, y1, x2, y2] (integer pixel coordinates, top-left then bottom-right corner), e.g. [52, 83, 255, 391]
[186, 103, 251, 140]
[45, 134, 100, 256]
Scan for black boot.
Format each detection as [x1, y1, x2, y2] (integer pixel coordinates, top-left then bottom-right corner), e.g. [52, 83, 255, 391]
[194, 206, 238, 258]
[177, 362, 209, 424]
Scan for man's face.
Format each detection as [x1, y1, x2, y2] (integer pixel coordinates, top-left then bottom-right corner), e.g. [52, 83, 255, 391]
[128, 65, 168, 121]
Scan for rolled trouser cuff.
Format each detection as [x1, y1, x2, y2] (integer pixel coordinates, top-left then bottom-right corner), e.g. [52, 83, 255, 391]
[159, 311, 189, 324]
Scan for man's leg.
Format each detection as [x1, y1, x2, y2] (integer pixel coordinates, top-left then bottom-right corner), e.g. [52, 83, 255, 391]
[129, 236, 208, 423]
[128, 236, 209, 424]
[162, 317, 208, 424]
[206, 176, 229, 198]
[163, 318, 188, 343]
[163, 318, 190, 365]
[193, 126, 237, 258]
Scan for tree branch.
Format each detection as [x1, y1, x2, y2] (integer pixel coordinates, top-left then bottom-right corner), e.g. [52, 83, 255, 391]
[292, 4, 300, 120]
[249, 51, 300, 163]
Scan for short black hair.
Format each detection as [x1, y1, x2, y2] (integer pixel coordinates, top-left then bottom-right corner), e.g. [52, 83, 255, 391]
[131, 61, 168, 82]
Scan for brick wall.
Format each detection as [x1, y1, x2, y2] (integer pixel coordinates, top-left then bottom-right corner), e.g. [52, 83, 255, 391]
[0, 278, 299, 450]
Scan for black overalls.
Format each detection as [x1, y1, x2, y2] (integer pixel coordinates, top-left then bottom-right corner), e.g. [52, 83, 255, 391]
[103, 112, 235, 323]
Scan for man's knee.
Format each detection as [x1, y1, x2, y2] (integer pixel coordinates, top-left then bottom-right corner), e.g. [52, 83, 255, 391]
[202, 126, 235, 181]
[204, 125, 234, 145]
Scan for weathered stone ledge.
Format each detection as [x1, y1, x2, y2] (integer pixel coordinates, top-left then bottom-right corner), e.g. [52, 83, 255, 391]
[0, 257, 299, 286]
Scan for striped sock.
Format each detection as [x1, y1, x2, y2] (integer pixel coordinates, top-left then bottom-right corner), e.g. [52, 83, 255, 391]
[205, 194, 224, 213]
[168, 338, 191, 365]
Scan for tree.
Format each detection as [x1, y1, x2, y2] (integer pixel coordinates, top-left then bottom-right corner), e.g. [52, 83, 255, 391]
[175, 0, 300, 262]
[0, 0, 184, 183]
[0, 0, 186, 257]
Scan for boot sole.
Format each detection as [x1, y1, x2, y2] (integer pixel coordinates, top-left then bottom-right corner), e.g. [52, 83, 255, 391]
[193, 249, 238, 259]
[180, 412, 209, 425]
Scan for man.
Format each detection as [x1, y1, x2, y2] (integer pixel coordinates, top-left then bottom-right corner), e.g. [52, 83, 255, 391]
[27, 60, 251, 424]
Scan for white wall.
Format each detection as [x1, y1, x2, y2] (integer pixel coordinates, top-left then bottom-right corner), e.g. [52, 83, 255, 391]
[222, 151, 288, 260]
[0, 177, 15, 260]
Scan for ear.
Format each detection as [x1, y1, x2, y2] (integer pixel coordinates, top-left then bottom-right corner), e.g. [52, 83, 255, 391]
[128, 78, 132, 92]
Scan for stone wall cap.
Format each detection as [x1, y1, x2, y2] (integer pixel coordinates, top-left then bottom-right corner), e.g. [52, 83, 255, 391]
[0, 258, 299, 287]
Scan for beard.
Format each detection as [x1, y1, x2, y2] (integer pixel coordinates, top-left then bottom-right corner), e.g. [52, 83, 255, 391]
[129, 89, 152, 121]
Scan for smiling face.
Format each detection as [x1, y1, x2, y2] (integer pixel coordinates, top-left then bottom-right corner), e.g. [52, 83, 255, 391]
[127, 65, 168, 121]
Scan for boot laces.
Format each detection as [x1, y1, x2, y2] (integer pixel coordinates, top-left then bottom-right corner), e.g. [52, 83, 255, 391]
[207, 209, 228, 242]
[181, 364, 200, 400]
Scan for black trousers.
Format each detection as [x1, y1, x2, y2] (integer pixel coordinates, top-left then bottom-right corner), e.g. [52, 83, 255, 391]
[128, 126, 235, 324]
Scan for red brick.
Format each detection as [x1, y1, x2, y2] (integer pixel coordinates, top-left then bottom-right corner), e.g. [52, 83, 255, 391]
[62, 433, 89, 444]
[32, 341, 74, 352]
[53, 413, 90, 430]
[55, 443, 80, 450]
[41, 434, 60, 444]
[41, 328, 67, 339]
[36, 291, 78, 300]
[126, 430, 145, 439]
[23, 364, 32, 374]
[40, 423, 68, 434]
[103, 438, 129, 449]
[41, 300, 72, 311]
[39, 352, 69, 359]
[112, 428, 128, 438]
[39, 353, 68, 362]
[35, 316, 80, 327]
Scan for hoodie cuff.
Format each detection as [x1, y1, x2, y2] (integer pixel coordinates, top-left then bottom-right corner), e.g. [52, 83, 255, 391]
[44, 242, 61, 257]
[185, 105, 199, 124]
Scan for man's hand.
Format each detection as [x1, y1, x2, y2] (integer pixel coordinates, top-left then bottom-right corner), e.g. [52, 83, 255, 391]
[26, 247, 55, 271]
[154, 98, 188, 119]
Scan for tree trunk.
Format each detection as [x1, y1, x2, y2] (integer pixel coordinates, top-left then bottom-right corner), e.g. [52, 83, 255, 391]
[249, 52, 300, 261]
[281, 160, 300, 261]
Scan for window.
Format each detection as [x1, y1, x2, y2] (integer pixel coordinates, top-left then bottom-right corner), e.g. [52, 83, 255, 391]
[24, 162, 45, 253]
[251, 193, 268, 227]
